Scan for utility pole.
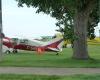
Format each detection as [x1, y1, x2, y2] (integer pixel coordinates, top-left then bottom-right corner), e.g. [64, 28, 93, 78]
[99, 29, 100, 39]
[99, 0, 100, 39]
[0, 0, 3, 61]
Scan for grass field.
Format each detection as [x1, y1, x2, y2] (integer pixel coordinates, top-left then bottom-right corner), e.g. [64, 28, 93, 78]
[0, 45, 100, 67]
[0, 74, 100, 80]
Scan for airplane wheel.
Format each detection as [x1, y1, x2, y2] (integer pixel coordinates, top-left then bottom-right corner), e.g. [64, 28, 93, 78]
[56, 52, 59, 55]
[5, 50, 11, 54]
[13, 50, 18, 53]
[15, 50, 18, 53]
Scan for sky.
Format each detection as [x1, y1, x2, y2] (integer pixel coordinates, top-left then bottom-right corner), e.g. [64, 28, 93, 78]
[2, 0, 100, 39]
[2, 0, 57, 39]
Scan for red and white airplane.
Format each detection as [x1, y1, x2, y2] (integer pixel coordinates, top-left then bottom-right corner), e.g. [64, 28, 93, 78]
[3, 37, 64, 54]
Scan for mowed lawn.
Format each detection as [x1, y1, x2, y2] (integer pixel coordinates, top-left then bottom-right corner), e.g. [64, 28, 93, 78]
[0, 74, 100, 80]
[0, 45, 100, 67]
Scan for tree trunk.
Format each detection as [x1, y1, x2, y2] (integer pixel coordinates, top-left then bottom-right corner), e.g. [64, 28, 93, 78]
[72, 11, 89, 59]
[0, 0, 3, 61]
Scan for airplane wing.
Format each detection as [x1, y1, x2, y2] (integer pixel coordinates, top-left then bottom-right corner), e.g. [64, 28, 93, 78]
[24, 39, 44, 46]
[47, 47, 60, 52]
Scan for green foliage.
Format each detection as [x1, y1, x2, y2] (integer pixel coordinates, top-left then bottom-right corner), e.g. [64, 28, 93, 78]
[16, 0, 75, 19]
[87, 1, 100, 40]
[55, 15, 75, 44]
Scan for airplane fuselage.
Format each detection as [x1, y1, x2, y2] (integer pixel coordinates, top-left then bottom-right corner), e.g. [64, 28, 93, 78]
[3, 37, 63, 53]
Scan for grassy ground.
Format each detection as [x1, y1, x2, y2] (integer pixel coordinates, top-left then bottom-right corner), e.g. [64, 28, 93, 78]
[0, 74, 100, 80]
[0, 45, 100, 67]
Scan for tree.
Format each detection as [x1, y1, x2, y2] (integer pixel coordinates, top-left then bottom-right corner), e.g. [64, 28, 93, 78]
[55, 14, 74, 48]
[16, 0, 100, 59]
[56, 2, 99, 47]
[87, 5, 99, 40]
[73, 0, 99, 59]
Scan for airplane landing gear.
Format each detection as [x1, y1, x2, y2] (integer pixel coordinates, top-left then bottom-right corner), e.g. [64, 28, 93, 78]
[5, 50, 11, 54]
[13, 49, 18, 53]
[56, 52, 59, 55]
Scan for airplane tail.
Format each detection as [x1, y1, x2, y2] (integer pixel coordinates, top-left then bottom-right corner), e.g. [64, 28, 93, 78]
[43, 37, 64, 52]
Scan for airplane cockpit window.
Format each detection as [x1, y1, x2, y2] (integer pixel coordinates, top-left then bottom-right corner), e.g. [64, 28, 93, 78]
[12, 38, 18, 45]
[20, 39, 28, 44]
[12, 38, 18, 42]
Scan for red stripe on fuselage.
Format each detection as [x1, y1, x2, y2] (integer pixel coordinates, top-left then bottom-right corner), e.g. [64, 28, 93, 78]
[14, 44, 36, 51]
[3, 42, 13, 48]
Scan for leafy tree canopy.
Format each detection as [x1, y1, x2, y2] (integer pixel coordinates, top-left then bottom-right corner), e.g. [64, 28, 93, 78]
[16, 0, 100, 40]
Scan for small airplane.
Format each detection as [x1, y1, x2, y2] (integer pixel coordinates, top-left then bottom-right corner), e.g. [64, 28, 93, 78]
[3, 36, 64, 55]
